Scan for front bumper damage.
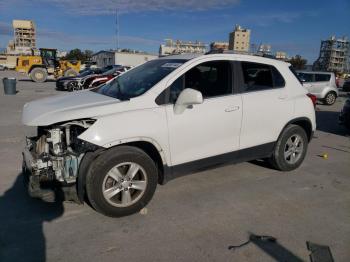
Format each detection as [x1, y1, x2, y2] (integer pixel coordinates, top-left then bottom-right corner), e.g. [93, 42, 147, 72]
[22, 120, 98, 203]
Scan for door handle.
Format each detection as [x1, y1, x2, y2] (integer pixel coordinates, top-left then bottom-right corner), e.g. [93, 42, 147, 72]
[225, 106, 240, 112]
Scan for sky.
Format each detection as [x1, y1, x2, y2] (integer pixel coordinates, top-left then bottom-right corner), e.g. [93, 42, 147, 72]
[0, 0, 349, 63]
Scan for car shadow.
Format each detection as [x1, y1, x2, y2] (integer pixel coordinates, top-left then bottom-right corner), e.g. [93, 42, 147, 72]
[316, 110, 349, 136]
[0, 173, 64, 262]
[18, 79, 56, 83]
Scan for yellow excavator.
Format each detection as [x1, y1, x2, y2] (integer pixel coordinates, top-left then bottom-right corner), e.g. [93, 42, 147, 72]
[16, 48, 81, 82]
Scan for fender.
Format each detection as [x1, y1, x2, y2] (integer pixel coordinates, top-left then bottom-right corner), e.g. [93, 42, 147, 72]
[103, 136, 167, 165]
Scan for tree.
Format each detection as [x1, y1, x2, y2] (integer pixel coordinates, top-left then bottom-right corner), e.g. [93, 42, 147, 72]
[289, 55, 307, 70]
[63, 49, 94, 62]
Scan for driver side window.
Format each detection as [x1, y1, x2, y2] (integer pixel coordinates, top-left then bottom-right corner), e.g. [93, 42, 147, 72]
[168, 60, 233, 103]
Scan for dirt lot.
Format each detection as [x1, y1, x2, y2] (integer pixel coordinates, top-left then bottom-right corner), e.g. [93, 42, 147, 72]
[0, 70, 349, 262]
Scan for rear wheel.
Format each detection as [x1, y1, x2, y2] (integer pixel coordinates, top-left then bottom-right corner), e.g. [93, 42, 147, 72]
[30, 67, 48, 83]
[64, 68, 78, 77]
[86, 146, 158, 217]
[324, 92, 337, 105]
[269, 124, 308, 171]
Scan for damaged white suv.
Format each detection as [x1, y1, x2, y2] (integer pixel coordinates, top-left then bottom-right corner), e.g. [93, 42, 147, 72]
[22, 54, 316, 217]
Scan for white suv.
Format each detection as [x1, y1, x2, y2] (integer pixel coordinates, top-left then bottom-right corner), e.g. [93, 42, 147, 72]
[22, 54, 316, 217]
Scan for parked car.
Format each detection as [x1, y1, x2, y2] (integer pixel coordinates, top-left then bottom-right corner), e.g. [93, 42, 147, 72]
[0, 65, 5, 71]
[87, 66, 132, 89]
[22, 54, 316, 217]
[77, 66, 131, 91]
[66, 65, 125, 92]
[339, 98, 350, 130]
[342, 79, 350, 92]
[56, 68, 103, 91]
[296, 71, 338, 105]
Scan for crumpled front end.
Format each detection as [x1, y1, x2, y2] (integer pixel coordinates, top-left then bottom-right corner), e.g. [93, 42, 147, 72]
[22, 119, 99, 202]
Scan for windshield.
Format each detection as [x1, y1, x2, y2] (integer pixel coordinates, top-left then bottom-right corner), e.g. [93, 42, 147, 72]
[92, 59, 186, 100]
[102, 68, 117, 76]
[78, 70, 92, 77]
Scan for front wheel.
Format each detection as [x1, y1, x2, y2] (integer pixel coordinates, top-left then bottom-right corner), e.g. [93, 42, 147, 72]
[86, 146, 158, 217]
[269, 124, 308, 171]
[30, 67, 48, 83]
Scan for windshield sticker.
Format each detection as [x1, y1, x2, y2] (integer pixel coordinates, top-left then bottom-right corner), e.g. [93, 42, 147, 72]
[161, 63, 183, 68]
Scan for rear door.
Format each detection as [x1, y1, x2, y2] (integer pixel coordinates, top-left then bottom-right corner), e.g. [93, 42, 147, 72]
[238, 61, 294, 149]
[312, 73, 331, 97]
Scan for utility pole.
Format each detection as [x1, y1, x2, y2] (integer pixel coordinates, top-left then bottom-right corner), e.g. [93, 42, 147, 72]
[115, 8, 119, 51]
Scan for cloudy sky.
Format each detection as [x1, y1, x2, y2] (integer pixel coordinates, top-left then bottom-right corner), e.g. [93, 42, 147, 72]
[0, 0, 349, 63]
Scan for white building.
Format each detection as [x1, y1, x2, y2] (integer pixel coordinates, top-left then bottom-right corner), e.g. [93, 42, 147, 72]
[159, 39, 207, 56]
[92, 51, 158, 68]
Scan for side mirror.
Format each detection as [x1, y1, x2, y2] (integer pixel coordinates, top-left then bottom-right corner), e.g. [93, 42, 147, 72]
[174, 88, 203, 114]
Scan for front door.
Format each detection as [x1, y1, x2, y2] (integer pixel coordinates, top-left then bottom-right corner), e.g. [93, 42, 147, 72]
[165, 60, 242, 166]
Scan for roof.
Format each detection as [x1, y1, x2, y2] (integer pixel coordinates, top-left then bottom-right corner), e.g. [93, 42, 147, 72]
[297, 70, 334, 75]
[159, 53, 290, 67]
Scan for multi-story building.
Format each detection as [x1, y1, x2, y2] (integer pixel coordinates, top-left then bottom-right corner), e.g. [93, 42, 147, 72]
[313, 36, 349, 73]
[159, 39, 207, 56]
[210, 42, 229, 52]
[8, 20, 36, 55]
[228, 25, 251, 53]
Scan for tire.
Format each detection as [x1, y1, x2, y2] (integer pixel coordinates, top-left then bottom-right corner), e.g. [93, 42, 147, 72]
[269, 124, 308, 171]
[324, 92, 337, 105]
[67, 81, 79, 92]
[30, 67, 48, 82]
[64, 68, 78, 77]
[86, 146, 158, 217]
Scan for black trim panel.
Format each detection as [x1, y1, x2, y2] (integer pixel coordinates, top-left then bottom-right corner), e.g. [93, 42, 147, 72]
[162, 142, 275, 183]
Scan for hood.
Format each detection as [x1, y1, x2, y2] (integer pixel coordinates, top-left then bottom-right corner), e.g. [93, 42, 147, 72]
[22, 90, 122, 126]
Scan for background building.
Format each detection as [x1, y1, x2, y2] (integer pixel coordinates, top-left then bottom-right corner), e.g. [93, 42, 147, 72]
[275, 51, 288, 60]
[228, 25, 250, 53]
[7, 20, 36, 55]
[159, 39, 206, 56]
[210, 42, 229, 52]
[313, 36, 349, 73]
[92, 50, 158, 68]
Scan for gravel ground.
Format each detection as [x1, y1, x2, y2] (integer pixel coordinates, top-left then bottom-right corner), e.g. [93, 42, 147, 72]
[0, 70, 349, 262]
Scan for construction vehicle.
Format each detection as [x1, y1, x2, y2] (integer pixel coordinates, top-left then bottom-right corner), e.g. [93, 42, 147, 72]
[16, 48, 81, 82]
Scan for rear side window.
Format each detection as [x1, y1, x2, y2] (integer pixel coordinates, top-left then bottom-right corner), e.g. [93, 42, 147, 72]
[241, 62, 285, 92]
[315, 74, 331, 82]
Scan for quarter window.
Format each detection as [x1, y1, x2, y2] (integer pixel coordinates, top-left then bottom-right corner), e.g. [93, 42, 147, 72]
[241, 62, 285, 92]
[168, 61, 233, 103]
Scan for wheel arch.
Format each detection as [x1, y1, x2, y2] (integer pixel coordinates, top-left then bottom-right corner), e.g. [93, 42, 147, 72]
[77, 139, 166, 203]
[29, 65, 47, 74]
[280, 117, 313, 142]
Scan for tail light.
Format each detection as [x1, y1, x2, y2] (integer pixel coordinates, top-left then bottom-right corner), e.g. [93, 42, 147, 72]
[307, 93, 317, 107]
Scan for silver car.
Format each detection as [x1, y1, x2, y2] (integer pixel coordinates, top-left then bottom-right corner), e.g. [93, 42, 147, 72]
[297, 71, 338, 105]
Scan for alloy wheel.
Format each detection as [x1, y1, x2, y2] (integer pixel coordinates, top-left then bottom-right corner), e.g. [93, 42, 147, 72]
[284, 134, 304, 164]
[102, 162, 147, 207]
